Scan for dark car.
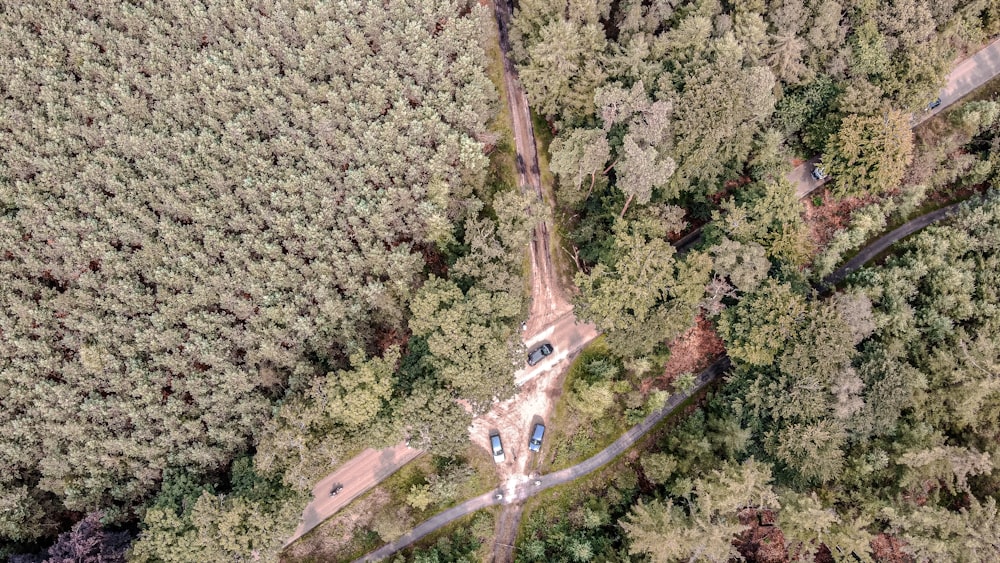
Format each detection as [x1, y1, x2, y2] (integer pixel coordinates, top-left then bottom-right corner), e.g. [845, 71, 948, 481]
[527, 343, 554, 366]
[928, 97, 942, 110]
[329, 484, 344, 497]
[528, 423, 545, 453]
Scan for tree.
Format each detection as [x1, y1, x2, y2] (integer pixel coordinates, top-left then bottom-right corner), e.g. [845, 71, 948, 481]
[665, 37, 777, 195]
[710, 238, 771, 293]
[713, 179, 812, 265]
[391, 382, 473, 456]
[718, 279, 807, 366]
[130, 459, 306, 563]
[640, 453, 678, 485]
[778, 492, 841, 561]
[409, 277, 520, 410]
[822, 110, 914, 197]
[622, 460, 779, 562]
[616, 136, 677, 217]
[519, 18, 609, 121]
[574, 219, 710, 357]
[0, 0, 497, 541]
[891, 497, 1000, 562]
[548, 128, 612, 206]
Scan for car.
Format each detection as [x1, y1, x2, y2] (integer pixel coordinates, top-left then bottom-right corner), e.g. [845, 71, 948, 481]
[329, 484, 344, 497]
[490, 432, 505, 463]
[527, 343, 554, 366]
[811, 165, 828, 181]
[928, 97, 942, 110]
[528, 423, 545, 453]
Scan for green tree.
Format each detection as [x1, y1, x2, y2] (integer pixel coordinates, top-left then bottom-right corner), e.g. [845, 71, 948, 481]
[622, 460, 779, 562]
[548, 128, 612, 206]
[822, 110, 914, 197]
[718, 279, 807, 366]
[713, 179, 812, 265]
[574, 219, 710, 357]
[409, 277, 521, 410]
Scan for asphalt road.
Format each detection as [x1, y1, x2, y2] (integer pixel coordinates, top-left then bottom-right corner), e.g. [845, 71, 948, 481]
[821, 201, 964, 289]
[354, 356, 731, 562]
[354, 193, 970, 561]
[678, 38, 1000, 254]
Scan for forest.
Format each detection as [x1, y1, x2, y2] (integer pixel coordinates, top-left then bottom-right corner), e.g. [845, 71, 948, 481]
[2, 0, 1000, 560]
[505, 0, 1000, 559]
[0, 0, 527, 559]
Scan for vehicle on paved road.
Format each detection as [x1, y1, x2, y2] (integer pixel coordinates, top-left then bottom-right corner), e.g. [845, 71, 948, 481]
[526, 343, 553, 366]
[528, 423, 545, 453]
[490, 432, 505, 463]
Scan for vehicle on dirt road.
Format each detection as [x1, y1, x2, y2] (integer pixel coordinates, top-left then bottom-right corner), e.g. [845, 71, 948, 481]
[526, 343, 553, 366]
[928, 97, 942, 109]
[528, 423, 545, 453]
[490, 432, 505, 463]
[329, 484, 344, 497]
[811, 165, 828, 181]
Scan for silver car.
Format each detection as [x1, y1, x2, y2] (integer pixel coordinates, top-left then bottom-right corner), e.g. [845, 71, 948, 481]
[490, 432, 505, 463]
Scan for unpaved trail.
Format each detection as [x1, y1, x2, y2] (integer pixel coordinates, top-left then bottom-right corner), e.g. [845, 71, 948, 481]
[283, 443, 422, 546]
[284, 0, 595, 550]
[492, 502, 523, 563]
[493, 0, 572, 331]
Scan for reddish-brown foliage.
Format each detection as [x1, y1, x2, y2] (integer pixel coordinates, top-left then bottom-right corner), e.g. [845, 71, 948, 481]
[735, 508, 788, 563]
[871, 534, 914, 563]
[801, 188, 890, 248]
[642, 315, 725, 393]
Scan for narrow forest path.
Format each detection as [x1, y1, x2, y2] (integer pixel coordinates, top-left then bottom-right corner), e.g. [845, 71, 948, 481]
[492, 0, 571, 329]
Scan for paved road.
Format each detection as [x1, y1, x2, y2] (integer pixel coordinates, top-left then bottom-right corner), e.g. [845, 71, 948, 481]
[354, 357, 731, 562]
[284, 443, 423, 545]
[821, 202, 964, 289]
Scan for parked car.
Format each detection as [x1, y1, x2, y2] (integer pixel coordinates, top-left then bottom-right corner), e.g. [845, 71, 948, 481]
[527, 343, 554, 366]
[329, 484, 344, 497]
[490, 432, 505, 463]
[811, 165, 828, 181]
[528, 423, 545, 453]
[928, 97, 942, 110]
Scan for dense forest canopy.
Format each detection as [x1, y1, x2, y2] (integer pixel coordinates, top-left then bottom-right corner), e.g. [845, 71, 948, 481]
[508, 0, 1000, 560]
[0, 0, 509, 555]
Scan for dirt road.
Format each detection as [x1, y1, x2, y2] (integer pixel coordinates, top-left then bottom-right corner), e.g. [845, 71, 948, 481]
[493, 0, 572, 329]
[284, 0, 593, 548]
[284, 443, 422, 545]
